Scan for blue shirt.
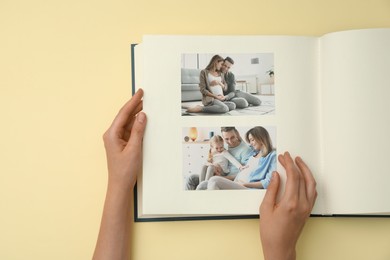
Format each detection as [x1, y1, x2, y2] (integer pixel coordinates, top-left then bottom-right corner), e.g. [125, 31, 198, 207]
[248, 150, 277, 189]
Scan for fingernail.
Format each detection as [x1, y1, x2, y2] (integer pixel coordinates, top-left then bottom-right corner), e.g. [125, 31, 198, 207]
[135, 88, 143, 96]
[137, 112, 146, 123]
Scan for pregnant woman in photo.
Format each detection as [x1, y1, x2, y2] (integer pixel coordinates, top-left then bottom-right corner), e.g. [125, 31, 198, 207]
[187, 54, 236, 114]
[207, 126, 276, 190]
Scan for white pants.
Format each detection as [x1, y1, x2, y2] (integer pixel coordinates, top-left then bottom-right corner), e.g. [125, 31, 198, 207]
[207, 176, 247, 190]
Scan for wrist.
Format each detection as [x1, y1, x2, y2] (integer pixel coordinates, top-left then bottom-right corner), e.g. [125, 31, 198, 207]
[107, 177, 134, 195]
[107, 166, 137, 191]
[262, 239, 297, 260]
[263, 247, 296, 260]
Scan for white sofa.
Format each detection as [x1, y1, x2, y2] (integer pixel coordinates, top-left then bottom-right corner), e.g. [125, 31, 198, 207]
[181, 68, 202, 102]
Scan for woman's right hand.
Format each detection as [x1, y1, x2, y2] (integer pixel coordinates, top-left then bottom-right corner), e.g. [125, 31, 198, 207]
[259, 152, 317, 260]
[216, 95, 226, 101]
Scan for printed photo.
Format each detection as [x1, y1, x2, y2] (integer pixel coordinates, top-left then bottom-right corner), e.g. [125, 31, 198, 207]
[182, 126, 277, 190]
[181, 53, 275, 116]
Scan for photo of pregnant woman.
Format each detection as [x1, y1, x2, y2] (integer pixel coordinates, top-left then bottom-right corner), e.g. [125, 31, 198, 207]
[181, 53, 275, 116]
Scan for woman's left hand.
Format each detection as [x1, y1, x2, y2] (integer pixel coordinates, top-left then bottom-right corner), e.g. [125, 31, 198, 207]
[93, 89, 147, 260]
[210, 80, 219, 86]
[103, 89, 147, 190]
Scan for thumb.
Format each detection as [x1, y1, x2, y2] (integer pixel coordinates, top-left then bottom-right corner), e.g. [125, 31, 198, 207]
[260, 172, 280, 213]
[126, 112, 147, 151]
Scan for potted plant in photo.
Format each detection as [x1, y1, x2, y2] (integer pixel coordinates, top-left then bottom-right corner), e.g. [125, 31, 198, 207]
[266, 69, 274, 78]
[266, 69, 274, 84]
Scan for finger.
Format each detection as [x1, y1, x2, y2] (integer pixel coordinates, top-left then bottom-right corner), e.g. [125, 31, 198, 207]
[280, 152, 300, 201]
[298, 161, 307, 206]
[110, 89, 144, 132]
[125, 112, 147, 152]
[123, 116, 136, 141]
[260, 171, 280, 214]
[296, 156, 317, 207]
[124, 101, 143, 133]
[278, 153, 286, 168]
[123, 101, 143, 141]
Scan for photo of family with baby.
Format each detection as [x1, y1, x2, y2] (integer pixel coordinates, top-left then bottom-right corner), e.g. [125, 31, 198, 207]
[181, 53, 275, 116]
[183, 126, 276, 190]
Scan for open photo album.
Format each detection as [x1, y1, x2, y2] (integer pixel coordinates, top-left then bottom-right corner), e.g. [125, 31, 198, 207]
[131, 28, 390, 221]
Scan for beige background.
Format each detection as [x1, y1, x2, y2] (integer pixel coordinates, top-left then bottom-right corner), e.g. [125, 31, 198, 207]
[1, 0, 390, 259]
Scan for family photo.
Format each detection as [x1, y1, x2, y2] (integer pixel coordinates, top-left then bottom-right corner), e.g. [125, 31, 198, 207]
[182, 126, 277, 190]
[181, 53, 275, 116]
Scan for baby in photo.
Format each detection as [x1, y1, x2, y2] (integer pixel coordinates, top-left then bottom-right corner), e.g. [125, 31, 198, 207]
[199, 135, 242, 182]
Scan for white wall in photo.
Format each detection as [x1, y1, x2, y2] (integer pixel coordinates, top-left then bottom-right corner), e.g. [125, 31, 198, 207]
[181, 53, 274, 94]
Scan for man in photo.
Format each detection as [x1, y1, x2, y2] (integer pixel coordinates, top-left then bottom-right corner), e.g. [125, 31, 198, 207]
[222, 57, 262, 108]
[185, 126, 253, 190]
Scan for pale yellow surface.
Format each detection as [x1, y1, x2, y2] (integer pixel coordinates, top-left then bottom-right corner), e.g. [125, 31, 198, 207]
[1, 0, 390, 259]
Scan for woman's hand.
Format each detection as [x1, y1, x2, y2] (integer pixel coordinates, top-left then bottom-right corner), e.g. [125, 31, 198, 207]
[103, 89, 147, 190]
[216, 95, 226, 101]
[93, 89, 147, 260]
[259, 152, 317, 260]
[210, 80, 219, 86]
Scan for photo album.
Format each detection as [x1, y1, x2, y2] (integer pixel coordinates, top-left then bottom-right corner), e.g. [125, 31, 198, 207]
[131, 28, 390, 221]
